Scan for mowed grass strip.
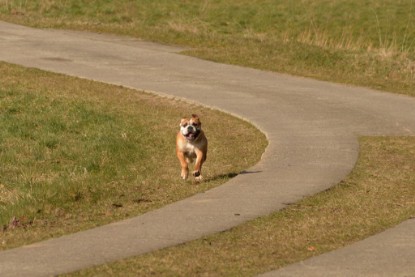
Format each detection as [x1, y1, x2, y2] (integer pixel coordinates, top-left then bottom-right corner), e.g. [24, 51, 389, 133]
[67, 136, 415, 276]
[0, 62, 267, 250]
[0, 0, 414, 96]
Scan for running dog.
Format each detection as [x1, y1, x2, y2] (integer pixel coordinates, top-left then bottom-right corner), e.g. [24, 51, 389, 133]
[176, 114, 208, 181]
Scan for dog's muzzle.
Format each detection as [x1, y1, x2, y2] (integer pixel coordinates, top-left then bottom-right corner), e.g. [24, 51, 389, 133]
[182, 125, 200, 141]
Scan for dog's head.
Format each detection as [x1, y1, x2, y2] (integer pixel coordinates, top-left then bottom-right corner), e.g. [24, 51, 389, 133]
[180, 114, 202, 141]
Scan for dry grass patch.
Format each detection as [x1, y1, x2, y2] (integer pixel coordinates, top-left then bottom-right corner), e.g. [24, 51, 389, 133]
[0, 0, 414, 96]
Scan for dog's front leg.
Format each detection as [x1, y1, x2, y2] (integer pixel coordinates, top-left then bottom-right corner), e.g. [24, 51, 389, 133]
[193, 149, 205, 181]
[176, 151, 189, 180]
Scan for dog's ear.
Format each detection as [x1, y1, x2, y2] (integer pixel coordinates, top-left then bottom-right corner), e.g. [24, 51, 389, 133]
[180, 118, 188, 127]
[191, 114, 201, 123]
[191, 114, 201, 127]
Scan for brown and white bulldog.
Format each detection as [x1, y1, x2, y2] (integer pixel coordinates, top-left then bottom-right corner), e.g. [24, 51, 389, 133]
[176, 114, 208, 181]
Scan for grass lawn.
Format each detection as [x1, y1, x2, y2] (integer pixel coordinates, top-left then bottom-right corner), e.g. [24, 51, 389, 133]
[0, 62, 267, 250]
[0, 0, 414, 275]
[0, 0, 414, 96]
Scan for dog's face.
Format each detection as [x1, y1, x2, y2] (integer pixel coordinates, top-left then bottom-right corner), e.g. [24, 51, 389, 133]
[180, 114, 202, 141]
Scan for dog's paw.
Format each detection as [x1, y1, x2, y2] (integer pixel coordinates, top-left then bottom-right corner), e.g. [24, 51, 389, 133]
[181, 169, 189, 180]
[193, 171, 203, 182]
[193, 171, 200, 177]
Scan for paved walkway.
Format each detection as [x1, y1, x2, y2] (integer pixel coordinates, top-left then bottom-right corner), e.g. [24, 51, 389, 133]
[0, 21, 414, 276]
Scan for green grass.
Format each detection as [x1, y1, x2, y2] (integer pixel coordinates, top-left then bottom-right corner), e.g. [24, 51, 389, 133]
[0, 1, 414, 275]
[66, 136, 415, 276]
[0, 62, 267, 249]
[0, 0, 414, 96]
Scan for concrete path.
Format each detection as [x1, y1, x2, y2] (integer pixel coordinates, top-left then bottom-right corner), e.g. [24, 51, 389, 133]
[0, 21, 414, 276]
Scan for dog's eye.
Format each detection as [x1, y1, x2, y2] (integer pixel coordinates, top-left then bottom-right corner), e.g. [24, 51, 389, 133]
[192, 123, 198, 127]
[182, 123, 188, 127]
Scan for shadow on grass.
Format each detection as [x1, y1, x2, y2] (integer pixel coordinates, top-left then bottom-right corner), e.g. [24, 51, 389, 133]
[205, 170, 262, 182]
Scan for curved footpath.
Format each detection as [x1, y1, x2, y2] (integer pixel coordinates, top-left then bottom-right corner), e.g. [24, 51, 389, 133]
[0, 21, 414, 276]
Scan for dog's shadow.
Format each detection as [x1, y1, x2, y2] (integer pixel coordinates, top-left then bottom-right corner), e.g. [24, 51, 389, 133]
[203, 170, 262, 182]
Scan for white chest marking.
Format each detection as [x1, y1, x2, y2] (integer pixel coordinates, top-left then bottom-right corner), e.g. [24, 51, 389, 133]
[183, 141, 196, 154]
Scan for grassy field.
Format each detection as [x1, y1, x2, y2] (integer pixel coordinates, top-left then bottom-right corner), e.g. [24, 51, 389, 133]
[0, 0, 414, 275]
[0, 62, 267, 250]
[0, 0, 414, 96]
[68, 136, 415, 276]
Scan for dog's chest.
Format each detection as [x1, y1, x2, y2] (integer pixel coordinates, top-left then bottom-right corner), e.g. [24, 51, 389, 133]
[183, 141, 196, 155]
